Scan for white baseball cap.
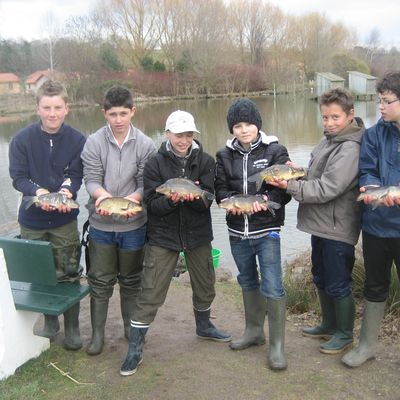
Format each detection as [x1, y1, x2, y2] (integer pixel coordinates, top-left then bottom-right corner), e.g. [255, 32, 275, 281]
[165, 110, 200, 134]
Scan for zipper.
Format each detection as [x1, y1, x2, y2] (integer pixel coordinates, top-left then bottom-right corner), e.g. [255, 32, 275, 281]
[243, 153, 249, 237]
[49, 138, 53, 153]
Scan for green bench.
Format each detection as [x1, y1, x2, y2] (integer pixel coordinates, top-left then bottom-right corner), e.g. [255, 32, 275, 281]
[0, 236, 90, 316]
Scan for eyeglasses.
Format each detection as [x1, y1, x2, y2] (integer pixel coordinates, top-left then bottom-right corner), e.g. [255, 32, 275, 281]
[376, 97, 400, 106]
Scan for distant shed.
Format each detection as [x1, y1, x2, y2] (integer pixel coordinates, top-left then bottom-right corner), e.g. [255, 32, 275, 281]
[315, 72, 345, 97]
[348, 71, 376, 96]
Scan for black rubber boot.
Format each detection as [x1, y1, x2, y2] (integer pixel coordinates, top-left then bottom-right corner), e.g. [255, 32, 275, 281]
[230, 289, 266, 350]
[267, 297, 287, 371]
[86, 298, 109, 356]
[63, 302, 82, 351]
[342, 300, 386, 367]
[302, 289, 336, 339]
[320, 294, 355, 355]
[37, 315, 60, 340]
[194, 309, 231, 342]
[120, 326, 148, 376]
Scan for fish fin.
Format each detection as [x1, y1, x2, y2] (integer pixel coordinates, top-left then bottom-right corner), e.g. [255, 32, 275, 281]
[248, 172, 263, 190]
[23, 196, 37, 210]
[371, 200, 380, 210]
[268, 208, 276, 217]
[204, 190, 215, 201]
[268, 201, 281, 210]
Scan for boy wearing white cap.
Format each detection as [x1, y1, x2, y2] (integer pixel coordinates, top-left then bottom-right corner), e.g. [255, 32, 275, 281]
[120, 110, 231, 376]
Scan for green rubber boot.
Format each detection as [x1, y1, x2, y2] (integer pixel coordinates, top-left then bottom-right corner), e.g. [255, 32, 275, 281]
[342, 300, 386, 368]
[86, 298, 109, 355]
[267, 297, 287, 371]
[37, 315, 60, 340]
[230, 289, 266, 350]
[302, 289, 336, 339]
[63, 302, 82, 351]
[320, 294, 355, 355]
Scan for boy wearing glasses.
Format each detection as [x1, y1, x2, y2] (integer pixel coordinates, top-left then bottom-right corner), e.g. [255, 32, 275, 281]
[342, 71, 400, 368]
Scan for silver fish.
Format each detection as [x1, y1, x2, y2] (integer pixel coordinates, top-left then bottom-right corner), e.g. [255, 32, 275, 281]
[24, 192, 79, 210]
[219, 194, 281, 216]
[357, 185, 400, 209]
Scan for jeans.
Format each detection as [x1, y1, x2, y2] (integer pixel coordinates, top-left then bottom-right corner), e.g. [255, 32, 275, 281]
[89, 225, 146, 251]
[229, 232, 285, 299]
[311, 235, 355, 299]
[362, 231, 400, 302]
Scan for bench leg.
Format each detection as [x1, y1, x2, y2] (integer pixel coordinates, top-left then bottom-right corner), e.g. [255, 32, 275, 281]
[63, 303, 82, 351]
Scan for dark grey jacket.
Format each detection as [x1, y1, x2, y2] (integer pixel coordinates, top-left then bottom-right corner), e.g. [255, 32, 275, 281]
[287, 117, 365, 245]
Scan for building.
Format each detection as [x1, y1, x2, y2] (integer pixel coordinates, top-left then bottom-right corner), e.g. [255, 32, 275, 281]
[315, 72, 345, 97]
[348, 71, 376, 97]
[25, 71, 50, 94]
[0, 73, 21, 95]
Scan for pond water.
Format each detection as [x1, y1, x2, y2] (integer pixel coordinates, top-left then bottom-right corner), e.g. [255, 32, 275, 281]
[0, 95, 379, 273]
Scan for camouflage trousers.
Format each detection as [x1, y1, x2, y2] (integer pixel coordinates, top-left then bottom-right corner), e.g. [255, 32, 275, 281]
[20, 220, 82, 282]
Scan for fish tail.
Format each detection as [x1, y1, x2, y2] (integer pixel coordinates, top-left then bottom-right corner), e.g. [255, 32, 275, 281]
[268, 201, 281, 210]
[23, 196, 37, 210]
[248, 172, 263, 191]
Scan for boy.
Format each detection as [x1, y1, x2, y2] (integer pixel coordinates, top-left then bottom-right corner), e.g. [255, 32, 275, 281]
[215, 98, 291, 371]
[9, 80, 86, 350]
[270, 88, 364, 355]
[81, 86, 156, 356]
[342, 71, 400, 367]
[120, 110, 231, 376]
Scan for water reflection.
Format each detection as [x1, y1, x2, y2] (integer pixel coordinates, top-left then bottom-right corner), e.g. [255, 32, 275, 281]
[0, 96, 378, 273]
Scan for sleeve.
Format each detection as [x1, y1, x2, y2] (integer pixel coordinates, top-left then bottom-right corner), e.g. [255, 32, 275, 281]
[9, 135, 41, 196]
[287, 141, 360, 204]
[60, 134, 86, 198]
[358, 127, 381, 188]
[214, 150, 238, 203]
[81, 135, 105, 197]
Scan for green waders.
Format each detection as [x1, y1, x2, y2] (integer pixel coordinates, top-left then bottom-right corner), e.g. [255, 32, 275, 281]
[267, 297, 287, 370]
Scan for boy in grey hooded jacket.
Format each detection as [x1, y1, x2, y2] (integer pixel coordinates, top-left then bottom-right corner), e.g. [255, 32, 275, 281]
[270, 88, 364, 355]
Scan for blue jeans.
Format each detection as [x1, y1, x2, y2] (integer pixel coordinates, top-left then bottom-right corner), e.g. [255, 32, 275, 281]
[89, 225, 146, 250]
[229, 232, 285, 299]
[311, 235, 355, 299]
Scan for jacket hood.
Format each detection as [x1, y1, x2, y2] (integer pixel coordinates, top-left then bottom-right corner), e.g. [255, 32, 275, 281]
[225, 131, 278, 150]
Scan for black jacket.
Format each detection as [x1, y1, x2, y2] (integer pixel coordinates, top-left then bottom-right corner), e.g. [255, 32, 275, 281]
[215, 132, 291, 237]
[144, 140, 214, 251]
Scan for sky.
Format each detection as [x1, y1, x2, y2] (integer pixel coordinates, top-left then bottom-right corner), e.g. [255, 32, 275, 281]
[0, 0, 399, 48]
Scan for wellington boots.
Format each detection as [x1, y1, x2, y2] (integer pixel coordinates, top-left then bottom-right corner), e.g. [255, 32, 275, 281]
[37, 315, 60, 340]
[320, 294, 355, 355]
[267, 297, 287, 370]
[53, 244, 82, 282]
[119, 248, 144, 339]
[194, 309, 232, 342]
[120, 326, 148, 376]
[302, 289, 336, 339]
[230, 289, 267, 350]
[63, 303, 82, 351]
[86, 298, 109, 356]
[342, 300, 386, 368]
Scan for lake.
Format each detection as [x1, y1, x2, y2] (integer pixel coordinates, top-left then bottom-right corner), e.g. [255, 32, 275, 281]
[0, 95, 379, 273]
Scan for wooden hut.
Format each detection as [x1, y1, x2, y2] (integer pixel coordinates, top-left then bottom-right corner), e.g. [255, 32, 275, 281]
[348, 71, 376, 99]
[315, 72, 345, 97]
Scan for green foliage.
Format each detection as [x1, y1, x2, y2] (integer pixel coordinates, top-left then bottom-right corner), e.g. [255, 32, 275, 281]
[153, 60, 166, 72]
[140, 55, 154, 71]
[99, 44, 123, 72]
[331, 52, 370, 78]
[175, 50, 192, 72]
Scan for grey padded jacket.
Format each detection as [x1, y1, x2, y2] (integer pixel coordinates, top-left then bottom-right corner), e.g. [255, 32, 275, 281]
[286, 117, 364, 245]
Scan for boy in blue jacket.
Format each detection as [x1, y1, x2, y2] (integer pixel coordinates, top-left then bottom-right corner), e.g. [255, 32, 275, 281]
[342, 71, 400, 368]
[9, 80, 86, 350]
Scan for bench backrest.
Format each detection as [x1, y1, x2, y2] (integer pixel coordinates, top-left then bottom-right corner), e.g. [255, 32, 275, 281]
[0, 237, 58, 286]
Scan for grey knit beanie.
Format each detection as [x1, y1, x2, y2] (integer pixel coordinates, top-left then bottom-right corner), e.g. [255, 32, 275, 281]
[226, 98, 262, 133]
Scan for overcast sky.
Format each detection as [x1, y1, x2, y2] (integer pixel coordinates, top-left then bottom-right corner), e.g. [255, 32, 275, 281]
[0, 0, 399, 48]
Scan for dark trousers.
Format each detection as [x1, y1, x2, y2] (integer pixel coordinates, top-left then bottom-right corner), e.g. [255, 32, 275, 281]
[311, 235, 355, 299]
[362, 231, 400, 302]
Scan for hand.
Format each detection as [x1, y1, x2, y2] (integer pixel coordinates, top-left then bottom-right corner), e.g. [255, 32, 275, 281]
[359, 186, 377, 206]
[268, 178, 288, 190]
[95, 194, 113, 215]
[252, 200, 268, 213]
[286, 160, 300, 168]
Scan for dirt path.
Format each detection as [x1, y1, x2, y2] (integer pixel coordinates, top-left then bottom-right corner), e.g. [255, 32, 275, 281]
[40, 270, 400, 400]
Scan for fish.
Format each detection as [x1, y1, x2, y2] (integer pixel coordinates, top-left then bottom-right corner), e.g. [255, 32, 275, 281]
[95, 197, 143, 215]
[248, 164, 306, 190]
[219, 194, 281, 216]
[357, 185, 400, 210]
[24, 192, 79, 210]
[156, 178, 215, 205]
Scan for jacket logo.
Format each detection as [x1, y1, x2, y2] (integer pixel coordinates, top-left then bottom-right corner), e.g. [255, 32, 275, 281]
[253, 159, 269, 169]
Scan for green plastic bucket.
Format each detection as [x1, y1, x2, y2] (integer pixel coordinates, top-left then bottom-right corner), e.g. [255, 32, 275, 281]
[179, 248, 221, 270]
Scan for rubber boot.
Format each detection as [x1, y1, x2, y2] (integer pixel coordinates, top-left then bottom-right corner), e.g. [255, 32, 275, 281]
[86, 298, 109, 355]
[319, 294, 355, 355]
[194, 309, 232, 342]
[63, 302, 82, 351]
[267, 297, 287, 370]
[37, 315, 60, 340]
[120, 326, 148, 376]
[230, 289, 267, 350]
[53, 244, 82, 282]
[119, 248, 144, 339]
[302, 289, 336, 339]
[342, 300, 386, 368]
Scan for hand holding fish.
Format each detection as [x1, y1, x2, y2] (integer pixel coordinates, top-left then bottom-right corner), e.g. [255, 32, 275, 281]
[95, 193, 113, 215]
[35, 188, 73, 213]
[358, 185, 400, 208]
[268, 178, 288, 190]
